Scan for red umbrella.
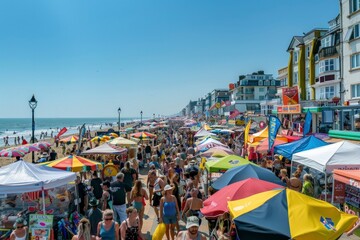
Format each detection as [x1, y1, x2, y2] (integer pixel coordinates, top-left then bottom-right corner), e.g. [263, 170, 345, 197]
[15, 144, 41, 153]
[201, 178, 283, 218]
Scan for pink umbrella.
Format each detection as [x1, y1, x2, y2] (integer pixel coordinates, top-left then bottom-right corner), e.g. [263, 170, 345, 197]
[34, 142, 51, 150]
[16, 144, 41, 153]
[0, 148, 27, 157]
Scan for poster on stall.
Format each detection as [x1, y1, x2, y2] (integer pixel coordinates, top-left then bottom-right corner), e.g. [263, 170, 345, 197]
[29, 214, 53, 240]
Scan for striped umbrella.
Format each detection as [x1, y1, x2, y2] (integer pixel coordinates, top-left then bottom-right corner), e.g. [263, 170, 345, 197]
[34, 141, 51, 150]
[59, 135, 79, 144]
[16, 144, 41, 153]
[130, 131, 157, 140]
[40, 155, 103, 172]
[0, 148, 27, 157]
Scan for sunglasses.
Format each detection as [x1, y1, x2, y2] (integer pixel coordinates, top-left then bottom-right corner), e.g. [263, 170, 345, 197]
[17, 225, 24, 229]
[104, 218, 113, 221]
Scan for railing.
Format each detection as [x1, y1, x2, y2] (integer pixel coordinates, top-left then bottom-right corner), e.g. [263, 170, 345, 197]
[319, 46, 338, 59]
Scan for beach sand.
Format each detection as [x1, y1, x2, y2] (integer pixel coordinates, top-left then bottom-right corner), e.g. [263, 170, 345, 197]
[0, 122, 137, 167]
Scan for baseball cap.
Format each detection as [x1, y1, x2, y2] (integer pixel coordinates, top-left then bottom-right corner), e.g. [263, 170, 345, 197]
[186, 216, 199, 229]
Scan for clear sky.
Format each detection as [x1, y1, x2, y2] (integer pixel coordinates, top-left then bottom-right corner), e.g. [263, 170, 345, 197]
[0, 0, 339, 118]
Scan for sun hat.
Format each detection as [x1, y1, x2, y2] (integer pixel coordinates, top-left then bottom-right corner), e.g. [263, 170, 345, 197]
[89, 198, 99, 207]
[186, 216, 199, 229]
[164, 184, 173, 191]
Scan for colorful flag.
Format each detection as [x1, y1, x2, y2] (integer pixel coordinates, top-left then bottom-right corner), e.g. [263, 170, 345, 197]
[244, 120, 252, 147]
[303, 110, 312, 137]
[55, 127, 67, 140]
[229, 109, 241, 119]
[268, 116, 281, 152]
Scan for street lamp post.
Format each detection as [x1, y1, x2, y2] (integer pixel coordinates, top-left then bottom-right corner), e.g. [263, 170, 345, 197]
[140, 111, 143, 126]
[118, 107, 121, 134]
[153, 113, 155, 121]
[29, 95, 37, 163]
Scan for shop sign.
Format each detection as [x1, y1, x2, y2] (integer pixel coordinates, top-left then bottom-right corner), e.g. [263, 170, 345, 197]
[282, 86, 299, 105]
[333, 181, 345, 204]
[29, 214, 53, 240]
[277, 104, 301, 114]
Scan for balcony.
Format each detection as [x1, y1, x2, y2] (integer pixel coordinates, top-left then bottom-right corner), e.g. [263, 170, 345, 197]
[319, 46, 338, 59]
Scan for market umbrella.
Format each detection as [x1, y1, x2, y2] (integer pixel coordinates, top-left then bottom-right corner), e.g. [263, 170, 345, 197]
[0, 148, 27, 157]
[109, 133, 118, 137]
[130, 132, 156, 140]
[91, 136, 103, 142]
[201, 178, 283, 217]
[228, 189, 357, 240]
[108, 137, 138, 147]
[16, 144, 41, 153]
[33, 141, 51, 150]
[212, 164, 284, 190]
[40, 155, 103, 172]
[59, 135, 79, 144]
[205, 155, 251, 173]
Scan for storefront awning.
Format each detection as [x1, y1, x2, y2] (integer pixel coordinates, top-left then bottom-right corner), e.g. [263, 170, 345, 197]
[333, 169, 360, 188]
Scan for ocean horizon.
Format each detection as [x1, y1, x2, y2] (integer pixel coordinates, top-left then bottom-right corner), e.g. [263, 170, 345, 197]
[0, 117, 144, 147]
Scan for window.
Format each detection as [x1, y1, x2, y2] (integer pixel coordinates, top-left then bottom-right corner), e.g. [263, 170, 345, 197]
[321, 36, 332, 47]
[354, 24, 360, 39]
[319, 59, 335, 73]
[258, 80, 263, 86]
[259, 87, 265, 92]
[350, 0, 360, 14]
[352, 84, 360, 98]
[351, 53, 360, 69]
[294, 51, 298, 63]
[294, 72, 298, 84]
[306, 46, 311, 58]
[264, 80, 270, 86]
[271, 80, 276, 86]
[259, 96, 265, 100]
[319, 86, 335, 99]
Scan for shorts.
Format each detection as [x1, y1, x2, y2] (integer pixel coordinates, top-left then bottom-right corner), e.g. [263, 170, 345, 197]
[152, 193, 162, 207]
[146, 153, 151, 159]
[133, 201, 143, 212]
[163, 215, 177, 224]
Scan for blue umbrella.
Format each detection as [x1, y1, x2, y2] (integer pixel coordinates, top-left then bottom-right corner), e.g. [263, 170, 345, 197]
[212, 164, 285, 190]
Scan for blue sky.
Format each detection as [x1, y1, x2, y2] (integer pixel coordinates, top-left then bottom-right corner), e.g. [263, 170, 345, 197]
[0, 0, 339, 118]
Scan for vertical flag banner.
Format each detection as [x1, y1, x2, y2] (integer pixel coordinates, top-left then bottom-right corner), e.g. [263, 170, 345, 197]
[303, 110, 312, 137]
[268, 116, 281, 152]
[244, 120, 252, 147]
[55, 127, 67, 140]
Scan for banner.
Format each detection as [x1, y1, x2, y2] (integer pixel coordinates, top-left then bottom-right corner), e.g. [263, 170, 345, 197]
[282, 86, 299, 105]
[55, 127, 67, 140]
[221, 100, 226, 107]
[268, 115, 281, 152]
[277, 104, 301, 114]
[303, 110, 312, 137]
[244, 120, 252, 147]
[229, 109, 241, 119]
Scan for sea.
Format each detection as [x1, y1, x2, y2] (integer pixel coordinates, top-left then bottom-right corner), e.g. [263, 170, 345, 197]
[0, 117, 140, 147]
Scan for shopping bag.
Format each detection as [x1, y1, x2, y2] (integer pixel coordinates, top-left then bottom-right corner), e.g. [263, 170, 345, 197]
[152, 222, 166, 240]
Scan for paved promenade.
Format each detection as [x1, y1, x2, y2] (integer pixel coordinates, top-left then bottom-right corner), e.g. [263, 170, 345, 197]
[137, 167, 358, 239]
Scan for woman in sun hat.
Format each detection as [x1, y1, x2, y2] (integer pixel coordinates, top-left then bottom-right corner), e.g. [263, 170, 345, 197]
[10, 217, 28, 240]
[160, 184, 180, 240]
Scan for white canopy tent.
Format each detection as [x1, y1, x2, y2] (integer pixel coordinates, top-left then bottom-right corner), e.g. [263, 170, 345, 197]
[194, 128, 216, 138]
[292, 141, 360, 201]
[0, 160, 76, 213]
[82, 143, 127, 155]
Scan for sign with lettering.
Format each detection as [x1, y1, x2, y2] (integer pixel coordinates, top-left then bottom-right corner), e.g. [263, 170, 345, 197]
[282, 86, 299, 105]
[277, 104, 301, 114]
[29, 214, 53, 240]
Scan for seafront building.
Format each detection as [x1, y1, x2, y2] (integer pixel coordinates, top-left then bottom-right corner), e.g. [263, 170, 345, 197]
[181, 2, 360, 137]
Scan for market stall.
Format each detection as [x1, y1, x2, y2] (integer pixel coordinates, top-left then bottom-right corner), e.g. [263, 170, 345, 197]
[332, 169, 360, 236]
[292, 141, 360, 201]
[0, 161, 76, 239]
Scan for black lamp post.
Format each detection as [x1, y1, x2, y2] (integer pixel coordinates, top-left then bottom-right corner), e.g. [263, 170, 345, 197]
[153, 113, 155, 121]
[140, 111, 143, 126]
[118, 107, 121, 133]
[29, 95, 37, 163]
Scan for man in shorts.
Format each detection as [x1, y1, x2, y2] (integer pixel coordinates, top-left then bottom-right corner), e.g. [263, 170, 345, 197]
[150, 171, 165, 222]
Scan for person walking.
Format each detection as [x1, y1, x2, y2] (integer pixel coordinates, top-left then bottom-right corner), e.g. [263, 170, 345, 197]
[90, 172, 103, 201]
[120, 161, 137, 206]
[96, 209, 119, 240]
[101, 181, 112, 210]
[130, 180, 148, 231]
[110, 173, 130, 224]
[160, 185, 180, 240]
[72, 218, 95, 240]
[182, 188, 203, 225]
[86, 198, 102, 237]
[119, 207, 144, 240]
[10, 217, 28, 240]
[150, 171, 165, 222]
[176, 216, 206, 240]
